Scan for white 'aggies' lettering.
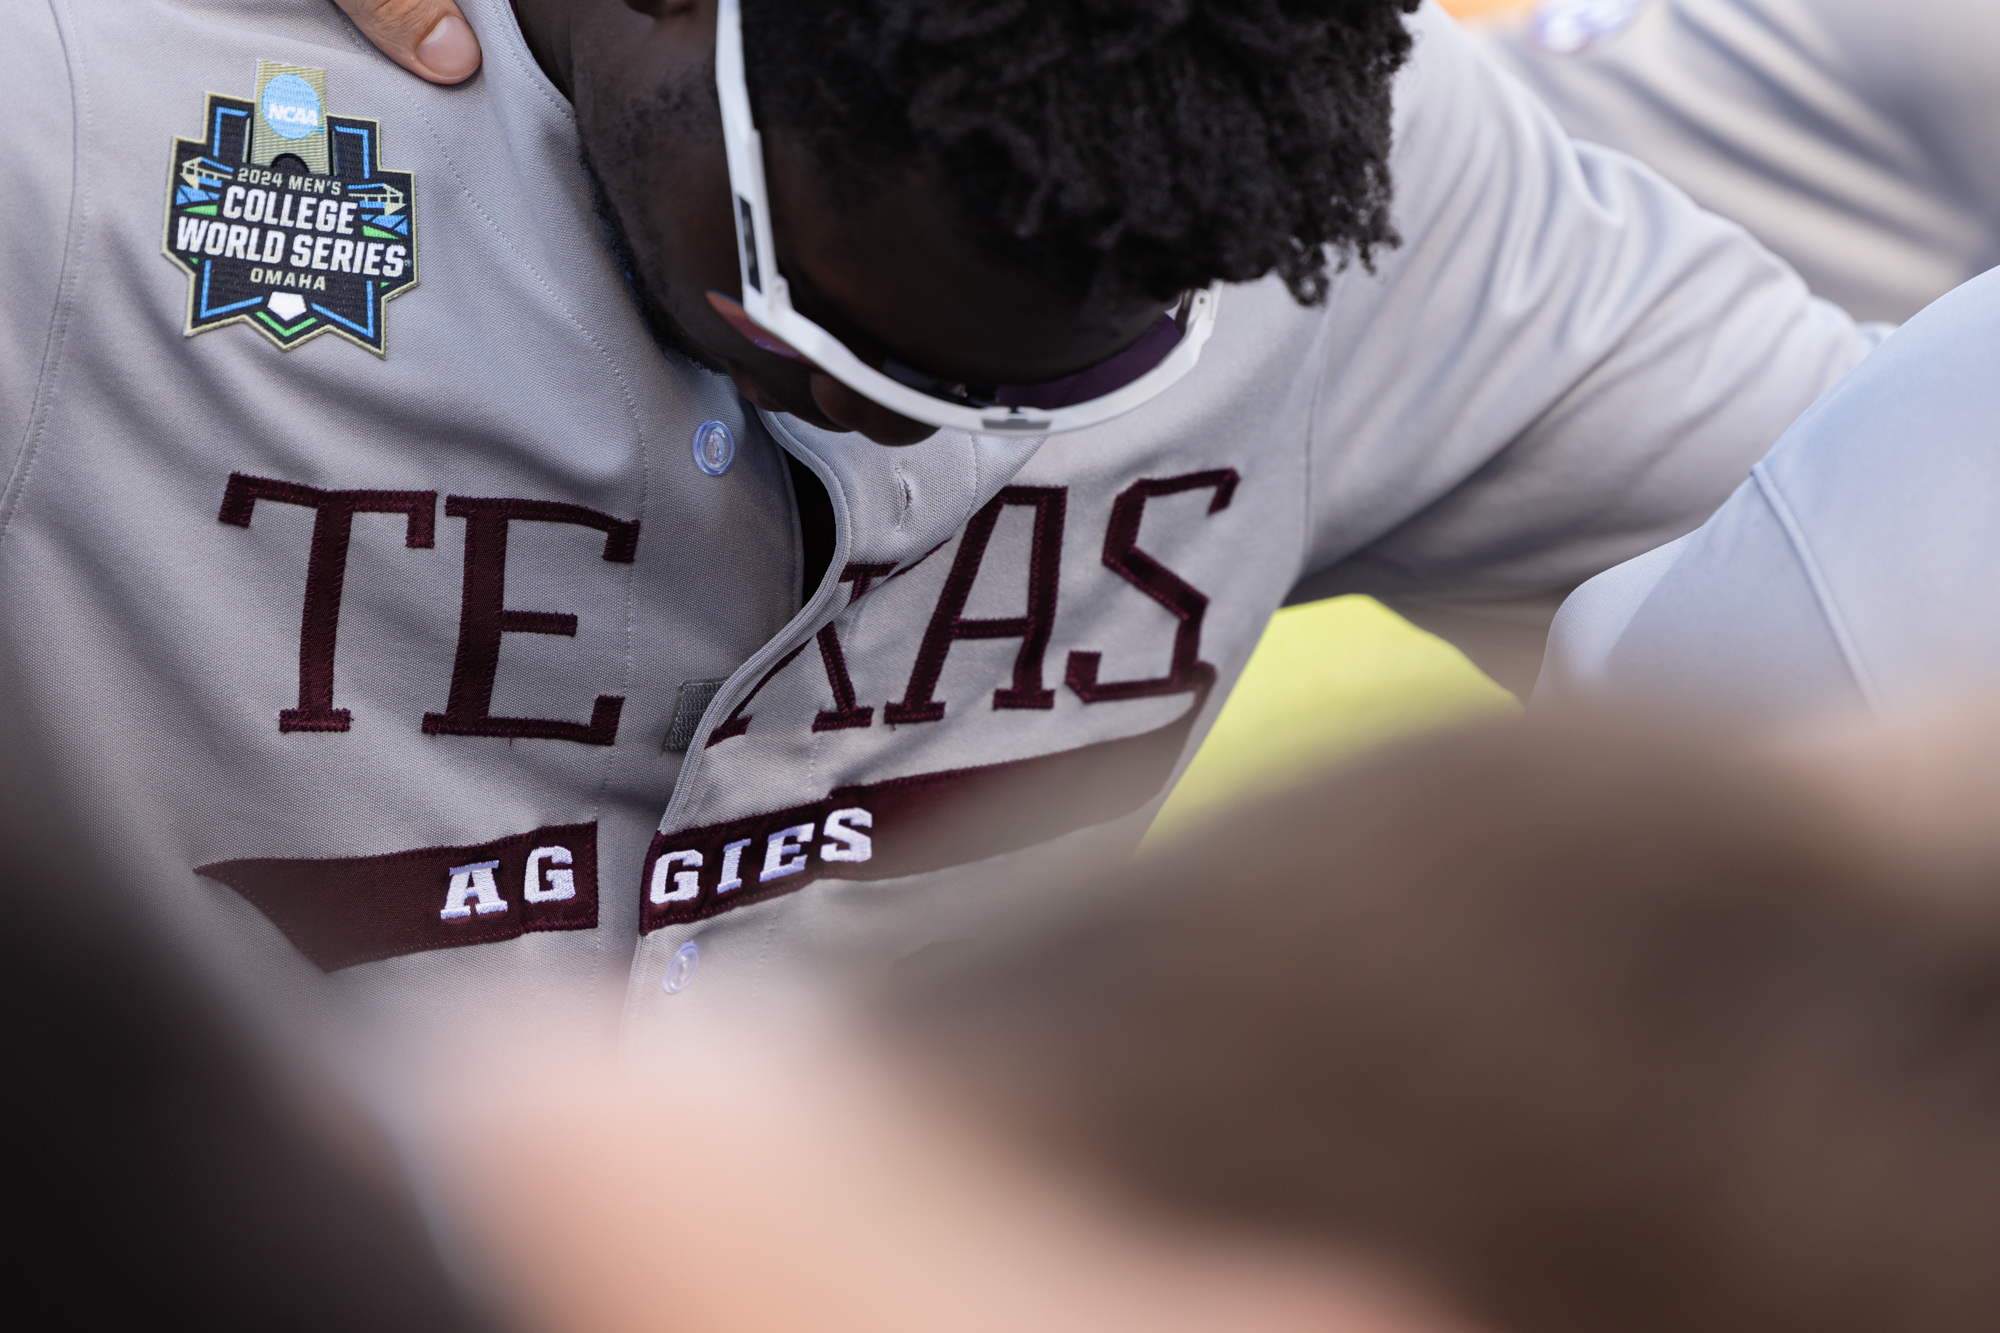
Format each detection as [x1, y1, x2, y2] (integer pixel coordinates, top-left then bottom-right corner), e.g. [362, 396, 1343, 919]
[648, 806, 876, 908]
[524, 846, 577, 904]
[761, 823, 814, 881]
[440, 860, 507, 920]
[650, 850, 704, 904]
[821, 808, 873, 862]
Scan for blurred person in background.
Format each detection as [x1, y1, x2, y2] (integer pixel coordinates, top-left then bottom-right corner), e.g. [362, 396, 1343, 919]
[422, 715, 2000, 1333]
[1457, 0, 2000, 324]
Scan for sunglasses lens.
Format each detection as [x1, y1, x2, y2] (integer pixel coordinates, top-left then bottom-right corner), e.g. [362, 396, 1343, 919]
[706, 290, 809, 362]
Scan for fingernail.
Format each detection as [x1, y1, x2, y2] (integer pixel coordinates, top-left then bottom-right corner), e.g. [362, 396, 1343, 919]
[416, 15, 481, 82]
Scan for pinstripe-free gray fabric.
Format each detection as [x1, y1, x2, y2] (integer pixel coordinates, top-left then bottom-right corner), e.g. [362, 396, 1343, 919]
[1476, 0, 2000, 322]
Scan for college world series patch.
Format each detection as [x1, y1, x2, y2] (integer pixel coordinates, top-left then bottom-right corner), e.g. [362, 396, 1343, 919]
[164, 61, 417, 355]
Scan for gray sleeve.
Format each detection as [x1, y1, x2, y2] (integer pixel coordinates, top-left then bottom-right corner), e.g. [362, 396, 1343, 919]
[1292, 3, 1872, 609]
[1821, 0, 2000, 245]
[1467, 0, 2000, 321]
[1534, 473, 1865, 722]
[0, 0, 76, 484]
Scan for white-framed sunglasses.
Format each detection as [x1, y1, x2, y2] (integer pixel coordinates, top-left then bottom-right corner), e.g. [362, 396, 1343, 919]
[713, 0, 1220, 437]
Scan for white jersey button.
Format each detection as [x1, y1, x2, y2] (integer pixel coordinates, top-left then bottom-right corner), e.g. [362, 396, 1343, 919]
[693, 420, 736, 476]
[663, 939, 701, 993]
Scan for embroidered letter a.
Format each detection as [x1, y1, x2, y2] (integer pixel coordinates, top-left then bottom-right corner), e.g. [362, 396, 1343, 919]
[441, 860, 507, 920]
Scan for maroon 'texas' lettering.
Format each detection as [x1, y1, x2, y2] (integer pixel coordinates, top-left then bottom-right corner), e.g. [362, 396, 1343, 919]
[813, 562, 895, 732]
[198, 821, 599, 971]
[219, 473, 437, 734]
[705, 561, 900, 747]
[705, 641, 812, 746]
[885, 486, 1067, 724]
[424, 497, 640, 745]
[1067, 469, 1239, 702]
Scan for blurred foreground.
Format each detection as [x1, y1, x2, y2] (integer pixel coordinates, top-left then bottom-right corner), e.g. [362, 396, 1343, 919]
[23, 696, 2000, 1333]
[1152, 596, 1515, 839]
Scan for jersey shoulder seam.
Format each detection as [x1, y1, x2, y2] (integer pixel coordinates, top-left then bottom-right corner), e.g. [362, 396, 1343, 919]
[0, 0, 85, 554]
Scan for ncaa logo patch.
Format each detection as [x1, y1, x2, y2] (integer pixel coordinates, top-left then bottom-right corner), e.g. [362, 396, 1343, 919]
[163, 61, 418, 356]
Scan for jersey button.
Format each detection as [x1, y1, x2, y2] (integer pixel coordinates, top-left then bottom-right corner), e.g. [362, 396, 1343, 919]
[663, 939, 701, 993]
[693, 420, 736, 476]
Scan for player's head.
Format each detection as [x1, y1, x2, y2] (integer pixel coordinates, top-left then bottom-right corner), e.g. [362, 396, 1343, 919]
[521, 0, 1420, 442]
[885, 720, 2000, 1333]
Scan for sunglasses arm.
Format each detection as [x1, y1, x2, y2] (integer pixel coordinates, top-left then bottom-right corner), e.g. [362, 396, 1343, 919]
[715, 0, 789, 320]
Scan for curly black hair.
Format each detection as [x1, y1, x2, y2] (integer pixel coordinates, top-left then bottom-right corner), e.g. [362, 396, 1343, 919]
[744, 0, 1423, 308]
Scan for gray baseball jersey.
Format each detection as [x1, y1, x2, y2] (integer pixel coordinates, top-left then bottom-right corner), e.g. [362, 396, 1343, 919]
[2, 0, 1874, 1056]
[1538, 265, 2000, 724]
[1472, 0, 2000, 323]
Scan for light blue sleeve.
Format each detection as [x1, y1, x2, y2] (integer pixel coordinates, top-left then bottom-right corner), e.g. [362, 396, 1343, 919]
[1535, 473, 1864, 721]
[0, 0, 76, 484]
[1532, 530, 1692, 705]
[1540, 262, 2000, 722]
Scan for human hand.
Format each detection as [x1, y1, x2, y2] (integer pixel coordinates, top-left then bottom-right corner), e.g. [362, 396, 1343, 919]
[332, 0, 483, 84]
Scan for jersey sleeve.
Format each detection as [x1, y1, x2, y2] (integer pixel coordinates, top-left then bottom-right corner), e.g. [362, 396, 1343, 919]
[0, 0, 76, 485]
[1537, 260, 2000, 723]
[1290, 2, 1874, 609]
[1465, 0, 2000, 322]
[1533, 478, 1864, 721]
[1821, 0, 2000, 243]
